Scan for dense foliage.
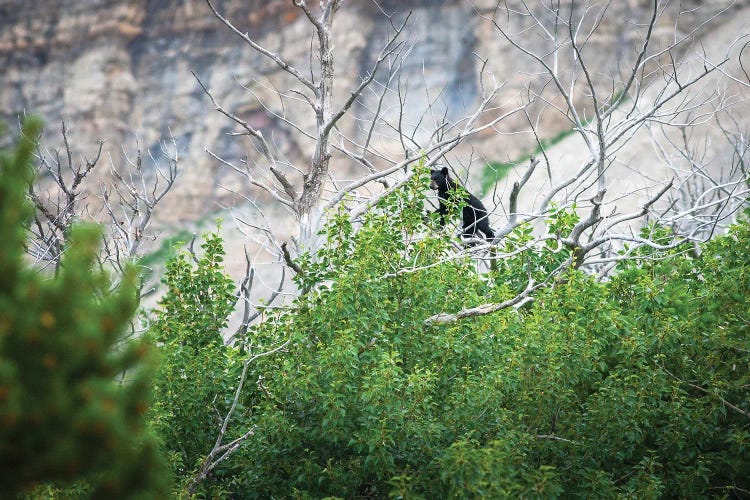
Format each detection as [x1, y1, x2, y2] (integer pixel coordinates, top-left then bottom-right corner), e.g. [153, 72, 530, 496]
[0, 119, 169, 498]
[150, 165, 749, 497]
[147, 231, 247, 495]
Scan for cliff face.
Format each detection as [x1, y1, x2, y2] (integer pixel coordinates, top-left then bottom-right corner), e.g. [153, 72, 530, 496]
[0, 0, 307, 222]
[0, 0, 744, 226]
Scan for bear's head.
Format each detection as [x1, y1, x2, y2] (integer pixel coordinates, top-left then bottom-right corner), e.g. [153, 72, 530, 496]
[429, 167, 450, 191]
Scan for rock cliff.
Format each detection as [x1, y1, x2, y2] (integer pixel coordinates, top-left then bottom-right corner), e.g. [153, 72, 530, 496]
[0, 0, 746, 228]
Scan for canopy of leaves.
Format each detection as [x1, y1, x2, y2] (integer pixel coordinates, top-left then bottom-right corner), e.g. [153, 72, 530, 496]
[154, 164, 749, 497]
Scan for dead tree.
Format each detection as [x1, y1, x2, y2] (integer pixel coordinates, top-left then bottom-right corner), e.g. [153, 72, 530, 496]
[28, 118, 178, 291]
[425, 0, 750, 324]
[200, 0, 525, 250]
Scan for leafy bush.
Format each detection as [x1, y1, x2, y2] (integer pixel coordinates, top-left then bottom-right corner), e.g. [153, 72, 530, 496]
[221, 167, 748, 497]
[147, 231, 249, 495]
[145, 162, 749, 498]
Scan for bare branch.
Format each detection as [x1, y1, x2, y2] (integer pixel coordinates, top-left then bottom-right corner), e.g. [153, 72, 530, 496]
[193, 71, 276, 166]
[270, 166, 298, 202]
[323, 12, 411, 137]
[658, 363, 750, 421]
[188, 335, 292, 494]
[424, 277, 539, 326]
[508, 156, 540, 228]
[204, 0, 316, 93]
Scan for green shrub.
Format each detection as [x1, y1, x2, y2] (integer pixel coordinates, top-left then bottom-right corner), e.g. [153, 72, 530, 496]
[148, 231, 248, 496]
[212, 166, 749, 497]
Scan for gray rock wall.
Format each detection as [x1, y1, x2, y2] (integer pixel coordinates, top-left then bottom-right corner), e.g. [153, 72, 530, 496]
[0, 0, 744, 226]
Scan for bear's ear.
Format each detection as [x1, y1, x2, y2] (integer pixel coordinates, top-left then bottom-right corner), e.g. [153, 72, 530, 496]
[440, 166, 449, 176]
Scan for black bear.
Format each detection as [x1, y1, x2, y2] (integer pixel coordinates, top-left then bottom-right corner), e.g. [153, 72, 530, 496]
[429, 167, 495, 241]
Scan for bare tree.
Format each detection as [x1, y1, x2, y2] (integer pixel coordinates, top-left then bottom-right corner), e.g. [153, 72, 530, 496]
[199, 0, 524, 250]
[28, 118, 178, 291]
[422, 0, 750, 323]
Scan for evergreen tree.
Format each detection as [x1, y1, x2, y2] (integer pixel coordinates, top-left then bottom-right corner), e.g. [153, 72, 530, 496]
[0, 118, 169, 498]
